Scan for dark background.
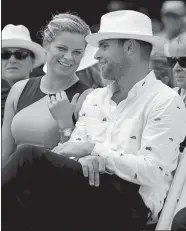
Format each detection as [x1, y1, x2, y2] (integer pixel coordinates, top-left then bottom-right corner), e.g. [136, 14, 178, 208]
[2, 0, 170, 45]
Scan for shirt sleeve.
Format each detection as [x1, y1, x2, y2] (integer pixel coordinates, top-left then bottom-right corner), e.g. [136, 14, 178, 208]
[91, 95, 186, 187]
[68, 90, 95, 143]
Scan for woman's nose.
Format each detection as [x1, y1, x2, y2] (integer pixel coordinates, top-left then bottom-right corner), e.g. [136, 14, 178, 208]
[63, 51, 73, 61]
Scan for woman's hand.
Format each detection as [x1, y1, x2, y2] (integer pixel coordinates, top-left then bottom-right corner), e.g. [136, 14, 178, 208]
[47, 91, 79, 128]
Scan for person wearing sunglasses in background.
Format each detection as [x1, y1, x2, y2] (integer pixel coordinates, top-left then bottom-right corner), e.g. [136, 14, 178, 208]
[167, 33, 186, 153]
[150, 1, 186, 91]
[166, 33, 186, 231]
[1, 24, 45, 125]
[2, 24, 45, 86]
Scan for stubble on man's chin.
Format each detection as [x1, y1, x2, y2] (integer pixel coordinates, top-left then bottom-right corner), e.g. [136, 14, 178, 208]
[102, 72, 115, 81]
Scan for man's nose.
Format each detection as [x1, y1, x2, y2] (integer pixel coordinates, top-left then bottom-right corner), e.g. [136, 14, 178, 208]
[8, 54, 17, 62]
[94, 48, 101, 60]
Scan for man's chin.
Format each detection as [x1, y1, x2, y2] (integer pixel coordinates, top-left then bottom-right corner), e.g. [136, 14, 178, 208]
[102, 72, 114, 81]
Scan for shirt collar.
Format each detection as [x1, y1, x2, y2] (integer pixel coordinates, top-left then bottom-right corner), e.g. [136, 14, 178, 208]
[107, 71, 157, 99]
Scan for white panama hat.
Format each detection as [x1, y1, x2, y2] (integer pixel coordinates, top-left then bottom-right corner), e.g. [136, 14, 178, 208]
[43, 44, 98, 73]
[86, 10, 167, 49]
[2, 24, 45, 68]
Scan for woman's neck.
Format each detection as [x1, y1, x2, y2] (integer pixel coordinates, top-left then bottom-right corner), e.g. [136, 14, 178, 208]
[40, 72, 79, 94]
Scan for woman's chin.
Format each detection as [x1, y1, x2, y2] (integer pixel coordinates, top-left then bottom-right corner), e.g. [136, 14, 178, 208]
[55, 68, 73, 77]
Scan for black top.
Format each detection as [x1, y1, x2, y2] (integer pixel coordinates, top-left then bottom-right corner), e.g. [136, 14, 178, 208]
[17, 76, 89, 113]
[17, 76, 89, 124]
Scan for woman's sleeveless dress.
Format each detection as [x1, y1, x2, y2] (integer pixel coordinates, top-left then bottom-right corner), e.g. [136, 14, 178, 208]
[11, 77, 88, 149]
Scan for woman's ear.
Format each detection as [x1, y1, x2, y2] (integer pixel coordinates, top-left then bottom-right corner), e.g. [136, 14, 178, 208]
[43, 41, 50, 53]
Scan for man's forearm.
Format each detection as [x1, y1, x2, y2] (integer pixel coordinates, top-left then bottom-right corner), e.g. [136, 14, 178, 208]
[59, 142, 95, 158]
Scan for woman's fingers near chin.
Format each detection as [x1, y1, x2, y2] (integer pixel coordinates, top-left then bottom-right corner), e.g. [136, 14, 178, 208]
[56, 92, 61, 101]
[71, 93, 80, 106]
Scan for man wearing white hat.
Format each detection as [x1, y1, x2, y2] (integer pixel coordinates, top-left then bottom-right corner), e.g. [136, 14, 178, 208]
[2, 24, 45, 86]
[2, 11, 186, 231]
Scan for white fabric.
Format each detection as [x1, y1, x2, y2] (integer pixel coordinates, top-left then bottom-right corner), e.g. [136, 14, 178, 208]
[86, 10, 166, 49]
[156, 148, 186, 230]
[174, 87, 186, 106]
[69, 71, 186, 223]
[2, 24, 45, 68]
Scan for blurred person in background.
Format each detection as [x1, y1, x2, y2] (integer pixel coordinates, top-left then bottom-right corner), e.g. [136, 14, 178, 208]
[167, 33, 186, 104]
[150, 53, 175, 88]
[2, 13, 91, 165]
[166, 32, 186, 153]
[138, 6, 162, 34]
[166, 33, 186, 231]
[151, 1, 186, 89]
[2, 24, 45, 86]
[107, 0, 131, 12]
[157, 1, 186, 41]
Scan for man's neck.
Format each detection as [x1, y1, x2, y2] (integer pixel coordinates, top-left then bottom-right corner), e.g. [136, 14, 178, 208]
[112, 63, 150, 105]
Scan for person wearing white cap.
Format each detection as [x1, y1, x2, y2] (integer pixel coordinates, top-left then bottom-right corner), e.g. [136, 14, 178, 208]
[2, 24, 45, 86]
[157, 1, 186, 41]
[2, 11, 186, 231]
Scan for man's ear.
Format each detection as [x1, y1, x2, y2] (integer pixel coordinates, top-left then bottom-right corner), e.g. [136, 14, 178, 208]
[123, 39, 139, 56]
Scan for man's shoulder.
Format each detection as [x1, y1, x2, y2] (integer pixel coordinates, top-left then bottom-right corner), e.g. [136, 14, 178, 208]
[153, 78, 177, 96]
[85, 86, 108, 99]
[151, 80, 182, 105]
